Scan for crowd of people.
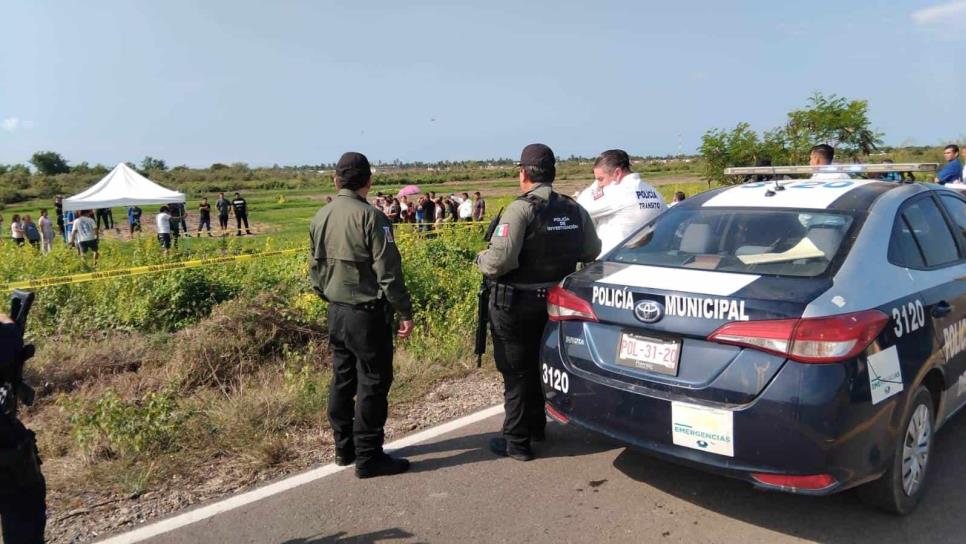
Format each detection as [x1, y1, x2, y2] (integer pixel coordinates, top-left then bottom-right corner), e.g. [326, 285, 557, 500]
[0, 191, 256, 260]
[369, 191, 486, 227]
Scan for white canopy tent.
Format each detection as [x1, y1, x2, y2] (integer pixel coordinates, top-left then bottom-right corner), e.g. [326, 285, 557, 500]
[63, 162, 185, 211]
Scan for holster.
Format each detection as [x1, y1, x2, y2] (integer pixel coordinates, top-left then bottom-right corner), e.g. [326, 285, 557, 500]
[491, 283, 516, 311]
[0, 427, 43, 492]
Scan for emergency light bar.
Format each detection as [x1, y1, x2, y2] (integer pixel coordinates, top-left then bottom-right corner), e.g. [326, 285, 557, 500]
[724, 163, 938, 176]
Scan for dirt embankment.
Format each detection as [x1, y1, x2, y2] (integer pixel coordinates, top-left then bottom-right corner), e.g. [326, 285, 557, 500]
[23, 294, 502, 543]
[46, 372, 502, 543]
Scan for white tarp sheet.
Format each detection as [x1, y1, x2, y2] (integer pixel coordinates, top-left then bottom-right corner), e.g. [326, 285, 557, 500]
[63, 162, 185, 211]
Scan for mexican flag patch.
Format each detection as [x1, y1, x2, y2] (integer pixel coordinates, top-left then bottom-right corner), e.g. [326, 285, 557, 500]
[494, 224, 509, 237]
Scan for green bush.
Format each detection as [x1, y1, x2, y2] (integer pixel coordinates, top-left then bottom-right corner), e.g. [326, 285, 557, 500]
[62, 390, 188, 460]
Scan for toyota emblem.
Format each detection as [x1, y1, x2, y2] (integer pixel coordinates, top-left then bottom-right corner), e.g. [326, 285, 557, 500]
[634, 300, 664, 323]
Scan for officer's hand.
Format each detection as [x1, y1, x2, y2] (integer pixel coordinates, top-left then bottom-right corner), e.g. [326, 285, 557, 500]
[0, 313, 12, 325]
[397, 319, 414, 339]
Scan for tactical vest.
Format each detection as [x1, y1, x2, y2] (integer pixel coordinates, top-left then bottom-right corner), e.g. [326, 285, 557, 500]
[500, 191, 585, 285]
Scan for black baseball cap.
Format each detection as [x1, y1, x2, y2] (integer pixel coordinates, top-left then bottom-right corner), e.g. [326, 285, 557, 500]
[518, 143, 555, 169]
[336, 152, 371, 179]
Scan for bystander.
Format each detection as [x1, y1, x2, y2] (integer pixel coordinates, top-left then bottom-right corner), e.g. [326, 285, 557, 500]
[937, 145, 962, 184]
[10, 215, 24, 247]
[38, 209, 54, 254]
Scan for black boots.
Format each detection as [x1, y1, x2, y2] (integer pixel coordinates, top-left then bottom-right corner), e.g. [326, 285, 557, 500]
[488, 437, 534, 462]
[355, 453, 411, 479]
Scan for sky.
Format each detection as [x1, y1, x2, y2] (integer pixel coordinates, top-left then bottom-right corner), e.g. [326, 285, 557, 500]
[1, 0, 964, 167]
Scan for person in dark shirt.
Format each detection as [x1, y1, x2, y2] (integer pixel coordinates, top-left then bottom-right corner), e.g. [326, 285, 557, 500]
[128, 206, 143, 235]
[423, 197, 436, 232]
[176, 202, 190, 237]
[54, 195, 64, 241]
[1, 314, 48, 543]
[232, 192, 252, 235]
[168, 202, 182, 244]
[197, 198, 213, 237]
[447, 196, 458, 222]
[215, 192, 231, 235]
[95, 208, 110, 231]
[473, 191, 486, 221]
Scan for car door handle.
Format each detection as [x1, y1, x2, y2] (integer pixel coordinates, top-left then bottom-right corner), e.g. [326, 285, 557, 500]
[932, 301, 953, 318]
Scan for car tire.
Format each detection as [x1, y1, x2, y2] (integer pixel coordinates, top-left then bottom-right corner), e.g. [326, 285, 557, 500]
[858, 385, 935, 515]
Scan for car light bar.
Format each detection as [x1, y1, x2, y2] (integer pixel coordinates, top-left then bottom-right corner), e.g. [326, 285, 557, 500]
[724, 163, 938, 175]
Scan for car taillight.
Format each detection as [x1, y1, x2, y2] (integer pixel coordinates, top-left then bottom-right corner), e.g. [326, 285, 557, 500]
[751, 473, 836, 491]
[707, 310, 889, 364]
[547, 286, 598, 322]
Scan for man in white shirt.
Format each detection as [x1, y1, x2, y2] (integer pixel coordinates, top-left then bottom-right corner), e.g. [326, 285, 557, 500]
[809, 144, 851, 181]
[69, 209, 99, 265]
[576, 149, 665, 257]
[156, 205, 173, 256]
[458, 192, 473, 221]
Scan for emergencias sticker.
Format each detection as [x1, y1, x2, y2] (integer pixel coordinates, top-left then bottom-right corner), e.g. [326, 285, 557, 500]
[671, 401, 734, 457]
[868, 346, 903, 405]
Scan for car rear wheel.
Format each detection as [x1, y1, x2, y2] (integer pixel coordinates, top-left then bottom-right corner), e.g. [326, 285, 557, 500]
[859, 385, 934, 515]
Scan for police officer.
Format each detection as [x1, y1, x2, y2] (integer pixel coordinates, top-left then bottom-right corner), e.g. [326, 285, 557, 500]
[0, 313, 46, 543]
[309, 152, 415, 479]
[477, 143, 601, 460]
[576, 149, 665, 257]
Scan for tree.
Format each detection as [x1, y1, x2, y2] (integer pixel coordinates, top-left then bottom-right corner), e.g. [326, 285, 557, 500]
[783, 93, 883, 162]
[699, 123, 763, 185]
[30, 151, 70, 175]
[140, 156, 168, 172]
[698, 93, 884, 184]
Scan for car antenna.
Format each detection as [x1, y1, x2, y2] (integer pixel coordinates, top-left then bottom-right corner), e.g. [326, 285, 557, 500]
[764, 176, 784, 197]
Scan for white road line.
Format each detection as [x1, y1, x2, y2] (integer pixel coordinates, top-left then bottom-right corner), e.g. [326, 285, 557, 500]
[98, 404, 504, 544]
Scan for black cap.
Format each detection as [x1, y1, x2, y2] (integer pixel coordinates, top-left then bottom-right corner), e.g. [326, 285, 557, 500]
[336, 152, 371, 179]
[518, 143, 555, 169]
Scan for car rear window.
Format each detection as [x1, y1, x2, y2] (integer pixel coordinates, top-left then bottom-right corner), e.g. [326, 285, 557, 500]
[608, 208, 855, 277]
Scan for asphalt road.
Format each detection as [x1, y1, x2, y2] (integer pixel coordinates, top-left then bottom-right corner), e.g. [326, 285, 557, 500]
[121, 408, 966, 544]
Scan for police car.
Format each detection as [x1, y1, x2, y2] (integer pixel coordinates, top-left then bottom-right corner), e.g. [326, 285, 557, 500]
[541, 163, 966, 514]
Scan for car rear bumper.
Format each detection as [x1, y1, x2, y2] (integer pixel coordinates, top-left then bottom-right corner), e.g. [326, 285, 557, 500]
[541, 325, 893, 495]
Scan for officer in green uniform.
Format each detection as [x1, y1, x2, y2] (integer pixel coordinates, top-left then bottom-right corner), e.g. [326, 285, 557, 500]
[309, 152, 415, 479]
[478, 143, 601, 460]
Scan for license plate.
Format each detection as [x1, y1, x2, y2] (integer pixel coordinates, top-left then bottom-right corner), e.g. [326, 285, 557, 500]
[616, 332, 681, 375]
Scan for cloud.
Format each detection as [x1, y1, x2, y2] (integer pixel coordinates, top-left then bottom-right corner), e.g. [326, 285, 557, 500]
[1, 117, 20, 132]
[912, 1, 966, 25]
[0, 117, 34, 133]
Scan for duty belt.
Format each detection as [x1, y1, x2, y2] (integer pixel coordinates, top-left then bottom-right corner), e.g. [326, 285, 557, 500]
[488, 282, 548, 310]
[330, 300, 388, 312]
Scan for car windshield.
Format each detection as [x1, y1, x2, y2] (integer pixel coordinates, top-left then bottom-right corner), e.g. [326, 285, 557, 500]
[608, 207, 855, 277]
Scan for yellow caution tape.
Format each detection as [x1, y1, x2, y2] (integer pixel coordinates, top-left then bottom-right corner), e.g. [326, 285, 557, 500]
[0, 248, 302, 292]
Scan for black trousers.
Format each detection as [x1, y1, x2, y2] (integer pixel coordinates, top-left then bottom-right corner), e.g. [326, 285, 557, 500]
[0, 420, 46, 544]
[219, 215, 229, 229]
[235, 213, 250, 232]
[198, 216, 211, 232]
[327, 302, 394, 463]
[489, 296, 548, 450]
[96, 210, 111, 230]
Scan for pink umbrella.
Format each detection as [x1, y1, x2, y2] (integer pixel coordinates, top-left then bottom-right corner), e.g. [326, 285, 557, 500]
[397, 185, 421, 198]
